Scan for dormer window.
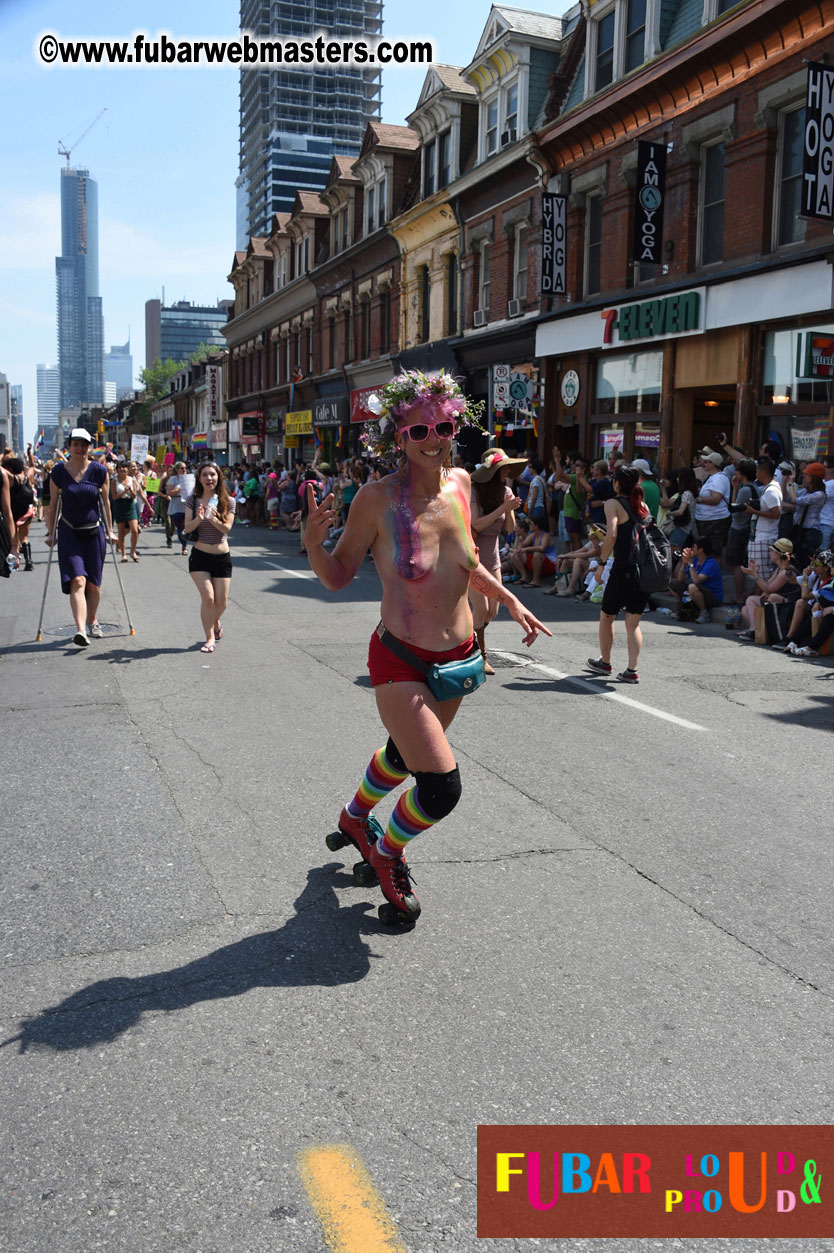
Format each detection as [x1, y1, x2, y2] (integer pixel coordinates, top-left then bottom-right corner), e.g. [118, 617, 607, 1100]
[595, 10, 615, 90]
[366, 185, 376, 236]
[438, 131, 451, 189]
[504, 83, 518, 135]
[294, 236, 309, 276]
[424, 138, 437, 196]
[377, 177, 386, 228]
[625, 0, 646, 73]
[486, 98, 499, 155]
[332, 206, 349, 254]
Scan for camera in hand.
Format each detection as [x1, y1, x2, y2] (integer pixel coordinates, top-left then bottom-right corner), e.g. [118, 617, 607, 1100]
[728, 501, 748, 513]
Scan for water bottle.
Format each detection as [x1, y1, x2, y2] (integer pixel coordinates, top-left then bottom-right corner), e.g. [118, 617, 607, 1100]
[206, 494, 219, 518]
[656, 607, 674, 616]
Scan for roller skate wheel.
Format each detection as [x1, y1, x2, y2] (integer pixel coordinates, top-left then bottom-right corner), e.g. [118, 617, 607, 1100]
[353, 861, 379, 887]
[378, 902, 418, 927]
[325, 830, 350, 852]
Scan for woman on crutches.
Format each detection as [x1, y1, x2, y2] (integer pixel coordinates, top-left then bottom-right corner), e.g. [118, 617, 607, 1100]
[44, 429, 115, 647]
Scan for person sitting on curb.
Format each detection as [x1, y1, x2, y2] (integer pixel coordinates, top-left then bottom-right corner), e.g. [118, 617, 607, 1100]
[507, 515, 556, 587]
[778, 550, 834, 655]
[735, 537, 799, 641]
[545, 525, 605, 597]
[669, 535, 724, 624]
[501, 517, 531, 583]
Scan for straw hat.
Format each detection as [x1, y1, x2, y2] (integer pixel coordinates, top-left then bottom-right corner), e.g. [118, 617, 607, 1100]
[470, 448, 529, 483]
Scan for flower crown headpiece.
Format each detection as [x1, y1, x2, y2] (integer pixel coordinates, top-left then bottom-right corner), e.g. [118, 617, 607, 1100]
[361, 370, 485, 456]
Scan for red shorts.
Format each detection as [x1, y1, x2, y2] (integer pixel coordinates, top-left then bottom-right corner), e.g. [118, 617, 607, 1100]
[368, 628, 476, 687]
[524, 552, 556, 575]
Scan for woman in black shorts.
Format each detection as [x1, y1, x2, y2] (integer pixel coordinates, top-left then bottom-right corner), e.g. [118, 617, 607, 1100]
[587, 464, 650, 684]
[184, 462, 235, 653]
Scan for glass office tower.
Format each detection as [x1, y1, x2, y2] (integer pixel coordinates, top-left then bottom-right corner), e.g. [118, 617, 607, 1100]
[237, 0, 383, 244]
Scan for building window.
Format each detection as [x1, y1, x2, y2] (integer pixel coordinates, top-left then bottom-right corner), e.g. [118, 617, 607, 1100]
[595, 9, 616, 91]
[438, 131, 451, 189]
[775, 106, 807, 249]
[380, 289, 391, 354]
[447, 253, 458, 335]
[366, 185, 376, 235]
[585, 196, 602, 296]
[307, 323, 314, 373]
[513, 226, 528, 301]
[420, 266, 431, 342]
[377, 177, 386, 228]
[360, 299, 370, 359]
[505, 83, 519, 136]
[284, 336, 291, 381]
[486, 98, 499, 155]
[699, 141, 725, 267]
[717, 0, 737, 12]
[328, 317, 335, 370]
[478, 242, 491, 313]
[333, 208, 349, 253]
[293, 329, 301, 371]
[624, 0, 647, 73]
[424, 139, 436, 196]
[344, 305, 352, 362]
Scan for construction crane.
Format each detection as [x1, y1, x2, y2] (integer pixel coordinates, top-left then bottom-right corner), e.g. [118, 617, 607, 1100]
[58, 107, 107, 167]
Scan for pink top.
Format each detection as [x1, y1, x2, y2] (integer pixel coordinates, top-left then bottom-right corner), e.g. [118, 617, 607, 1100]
[186, 493, 236, 544]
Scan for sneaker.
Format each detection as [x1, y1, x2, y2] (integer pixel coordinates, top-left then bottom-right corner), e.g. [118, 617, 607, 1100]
[771, 642, 790, 651]
[696, 610, 711, 625]
[735, 629, 755, 641]
[617, 668, 639, 683]
[502, 574, 521, 584]
[87, 622, 103, 639]
[73, 631, 89, 647]
[586, 657, 612, 674]
[793, 646, 818, 658]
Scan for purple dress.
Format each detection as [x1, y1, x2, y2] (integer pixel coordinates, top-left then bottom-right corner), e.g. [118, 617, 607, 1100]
[51, 461, 108, 594]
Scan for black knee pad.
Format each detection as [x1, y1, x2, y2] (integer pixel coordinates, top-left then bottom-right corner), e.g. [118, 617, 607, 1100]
[384, 737, 409, 776]
[413, 767, 462, 821]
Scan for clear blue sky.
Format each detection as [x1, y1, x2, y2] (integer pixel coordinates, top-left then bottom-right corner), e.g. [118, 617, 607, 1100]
[0, 0, 501, 444]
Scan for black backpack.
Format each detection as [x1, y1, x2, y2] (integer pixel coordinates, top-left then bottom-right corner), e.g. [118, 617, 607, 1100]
[620, 500, 673, 593]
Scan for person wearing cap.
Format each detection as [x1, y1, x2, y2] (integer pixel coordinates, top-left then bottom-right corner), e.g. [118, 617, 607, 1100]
[44, 429, 115, 647]
[630, 459, 660, 521]
[745, 455, 783, 578]
[735, 537, 799, 640]
[794, 462, 827, 565]
[779, 550, 834, 654]
[469, 449, 525, 673]
[694, 450, 731, 558]
[671, 534, 724, 624]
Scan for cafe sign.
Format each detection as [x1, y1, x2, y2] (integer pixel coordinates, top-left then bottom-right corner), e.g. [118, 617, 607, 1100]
[601, 288, 704, 346]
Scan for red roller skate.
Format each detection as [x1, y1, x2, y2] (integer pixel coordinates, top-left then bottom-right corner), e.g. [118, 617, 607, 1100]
[325, 808, 383, 886]
[369, 842, 421, 926]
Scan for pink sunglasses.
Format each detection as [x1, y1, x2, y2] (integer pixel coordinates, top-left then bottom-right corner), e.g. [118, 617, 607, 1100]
[400, 416, 457, 442]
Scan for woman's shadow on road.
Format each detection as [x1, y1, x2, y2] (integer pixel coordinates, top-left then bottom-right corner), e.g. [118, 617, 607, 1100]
[2, 865, 381, 1054]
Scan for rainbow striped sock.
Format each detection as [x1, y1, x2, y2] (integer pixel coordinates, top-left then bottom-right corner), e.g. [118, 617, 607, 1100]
[347, 746, 409, 819]
[377, 786, 438, 857]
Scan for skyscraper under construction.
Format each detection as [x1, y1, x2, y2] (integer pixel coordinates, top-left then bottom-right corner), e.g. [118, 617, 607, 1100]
[236, 0, 382, 245]
[55, 167, 105, 408]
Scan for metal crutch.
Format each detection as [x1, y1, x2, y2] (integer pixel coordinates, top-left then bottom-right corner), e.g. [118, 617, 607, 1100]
[35, 499, 60, 642]
[106, 524, 136, 635]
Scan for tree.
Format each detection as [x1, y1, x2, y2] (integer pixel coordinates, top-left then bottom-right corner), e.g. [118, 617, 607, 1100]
[136, 357, 184, 425]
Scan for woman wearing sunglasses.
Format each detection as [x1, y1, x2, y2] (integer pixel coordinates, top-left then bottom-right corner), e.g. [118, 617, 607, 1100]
[305, 370, 550, 926]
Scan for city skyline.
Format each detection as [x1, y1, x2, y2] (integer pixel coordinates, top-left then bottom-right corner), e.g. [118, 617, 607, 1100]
[0, 0, 516, 446]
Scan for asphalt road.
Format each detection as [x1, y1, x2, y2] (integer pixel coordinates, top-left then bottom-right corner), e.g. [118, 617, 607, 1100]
[1, 517, 833, 1253]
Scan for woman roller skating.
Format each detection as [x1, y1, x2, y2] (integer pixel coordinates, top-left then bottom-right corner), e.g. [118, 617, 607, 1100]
[306, 371, 551, 925]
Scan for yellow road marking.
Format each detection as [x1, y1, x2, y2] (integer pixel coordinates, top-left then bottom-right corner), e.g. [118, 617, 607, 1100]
[298, 1144, 408, 1252]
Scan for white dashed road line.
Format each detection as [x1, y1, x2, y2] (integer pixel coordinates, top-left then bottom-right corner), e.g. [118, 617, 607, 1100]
[261, 561, 319, 580]
[491, 649, 707, 732]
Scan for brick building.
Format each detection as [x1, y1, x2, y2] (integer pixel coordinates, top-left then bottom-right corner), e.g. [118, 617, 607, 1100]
[534, 0, 834, 467]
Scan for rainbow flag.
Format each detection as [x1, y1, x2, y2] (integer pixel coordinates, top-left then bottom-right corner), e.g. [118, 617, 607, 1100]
[313, 426, 322, 449]
[337, 425, 345, 449]
[91, 445, 107, 455]
[35, 428, 45, 451]
[192, 431, 208, 447]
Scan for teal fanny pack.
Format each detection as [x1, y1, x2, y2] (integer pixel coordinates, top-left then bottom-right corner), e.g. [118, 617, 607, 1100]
[376, 625, 485, 702]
